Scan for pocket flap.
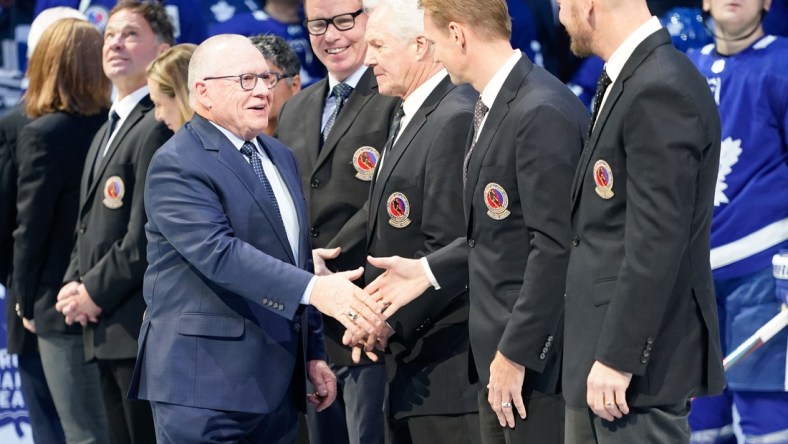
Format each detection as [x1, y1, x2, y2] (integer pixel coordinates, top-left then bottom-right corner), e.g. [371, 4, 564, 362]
[177, 313, 245, 338]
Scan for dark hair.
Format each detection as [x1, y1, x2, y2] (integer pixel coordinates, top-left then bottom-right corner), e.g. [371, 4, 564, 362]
[110, 0, 175, 45]
[25, 18, 110, 117]
[249, 34, 301, 81]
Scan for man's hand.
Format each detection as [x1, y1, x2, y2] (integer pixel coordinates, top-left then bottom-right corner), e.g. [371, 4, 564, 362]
[22, 318, 36, 334]
[56, 283, 101, 326]
[312, 247, 341, 276]
[488, 351, 527, 428]
[350, 322, 394, 364]
[307, 360, 337, 412]
[586, 360, 632, 421]
[309, 268, 385, 339]
[365, 255, 431, 315]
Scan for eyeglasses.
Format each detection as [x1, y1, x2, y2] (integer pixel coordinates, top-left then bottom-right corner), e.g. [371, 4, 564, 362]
[269, 71, 296, 86]
[304, 9, 364, 36]
[202, 71, 283, 91]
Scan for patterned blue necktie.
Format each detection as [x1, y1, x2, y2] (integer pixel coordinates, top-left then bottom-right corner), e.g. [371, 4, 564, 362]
[240, 141, 282, 223]
[322, 82, 353, 142]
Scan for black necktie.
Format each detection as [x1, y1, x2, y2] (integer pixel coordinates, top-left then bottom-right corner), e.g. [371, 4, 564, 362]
[89, 110, 119, 184]
[463, 97, 489, 186]
[240, 141, 283, 224]
[588, 69, 612, 140]
[383, 105, 405, 154]
[322, 82, 353, 142]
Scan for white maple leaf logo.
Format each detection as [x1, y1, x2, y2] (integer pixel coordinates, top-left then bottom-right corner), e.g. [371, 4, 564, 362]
[715, 137, 742, 206]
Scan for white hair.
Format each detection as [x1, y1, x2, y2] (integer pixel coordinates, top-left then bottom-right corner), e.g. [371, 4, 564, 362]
[27, 7, 87, 57]
[362, 0, 424, 41]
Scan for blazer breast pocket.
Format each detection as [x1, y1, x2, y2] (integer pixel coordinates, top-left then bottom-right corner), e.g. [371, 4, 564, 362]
[177, 312, 245, 339]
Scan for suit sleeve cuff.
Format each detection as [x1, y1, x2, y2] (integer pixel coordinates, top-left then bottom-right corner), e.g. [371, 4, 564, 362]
[421, 257, 441, 290]
[301, 275, 317, 305]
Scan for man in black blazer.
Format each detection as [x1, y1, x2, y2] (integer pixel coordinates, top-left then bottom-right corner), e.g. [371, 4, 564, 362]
[363, 0, 588, 441]
[557, 0, 725, 441]
[276, 0, 399, 442]
[54, 2, 173, 443]
[359, 0, 479, 442]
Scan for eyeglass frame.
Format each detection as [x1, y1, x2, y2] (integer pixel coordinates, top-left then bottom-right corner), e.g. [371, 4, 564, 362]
[202, 71, 284, 91]
[304, 8, 364, 36]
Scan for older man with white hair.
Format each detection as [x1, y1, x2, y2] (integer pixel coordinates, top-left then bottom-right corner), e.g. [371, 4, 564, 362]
[358, 0, 480, 442]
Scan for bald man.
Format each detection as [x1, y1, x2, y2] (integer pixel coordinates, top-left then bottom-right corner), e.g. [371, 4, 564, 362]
[557, 0, 725, 441]
[128, 34, 384, 443]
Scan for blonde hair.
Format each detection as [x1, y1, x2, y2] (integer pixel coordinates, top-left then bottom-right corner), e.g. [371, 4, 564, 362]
[419, 0, 511, 41]
[25, 18, 110, 118]
[147, 43, 197, 128]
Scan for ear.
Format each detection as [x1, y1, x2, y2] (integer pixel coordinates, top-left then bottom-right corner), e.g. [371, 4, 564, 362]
[414, 36, 429, 60]
[156, 42, 171, 57]
[763, 0, 772, 12]
[290, 74, 302, 93]
[448, 21, 466, 50]
[194, 81, 212, 109]
[702, 0, 711, 13]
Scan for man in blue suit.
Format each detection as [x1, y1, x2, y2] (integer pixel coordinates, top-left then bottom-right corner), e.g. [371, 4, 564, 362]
[128, 34, 384, 443]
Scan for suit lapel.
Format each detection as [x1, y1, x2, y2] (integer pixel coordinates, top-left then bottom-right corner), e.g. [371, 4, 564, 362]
[463, 58, 530, 222]
[81, 123, 105, 204]
[191, 115, 295, 263]
[301, 80, 327, 171]
[366, 77, 455, 248]
[570, 29, 671, 210]
[316, 68, 376, 169]
[84, 96, 152, 203]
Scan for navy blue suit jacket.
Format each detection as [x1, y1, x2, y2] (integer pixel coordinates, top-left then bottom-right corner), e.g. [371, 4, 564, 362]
[129, 114, 325, 414]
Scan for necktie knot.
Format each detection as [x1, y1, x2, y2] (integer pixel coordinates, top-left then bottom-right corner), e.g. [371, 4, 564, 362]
[240, 141, 256, 158]
[333, 82, 353, 101]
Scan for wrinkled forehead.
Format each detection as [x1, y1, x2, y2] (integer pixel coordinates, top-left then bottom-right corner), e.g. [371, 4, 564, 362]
[206, 42, 269, 77]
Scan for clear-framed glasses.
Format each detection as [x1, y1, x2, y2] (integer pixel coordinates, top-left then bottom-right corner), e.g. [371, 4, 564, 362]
[304, 8, 364, 36]
[203, 71, 282, 90]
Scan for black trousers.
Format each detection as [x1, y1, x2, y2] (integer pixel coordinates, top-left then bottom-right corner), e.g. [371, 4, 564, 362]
[565, 402, 691, 444]
[478, 386, 565, 444]
[98, 358, 155, 444]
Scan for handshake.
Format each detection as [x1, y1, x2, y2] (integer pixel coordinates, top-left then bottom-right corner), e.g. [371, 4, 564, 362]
[308, 248, 433, 362]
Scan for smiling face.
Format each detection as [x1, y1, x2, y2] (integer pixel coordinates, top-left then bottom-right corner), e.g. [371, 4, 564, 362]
[103, 9, 167, 97]
[305, 0, 368, 81]
[197, 41, 272, 141]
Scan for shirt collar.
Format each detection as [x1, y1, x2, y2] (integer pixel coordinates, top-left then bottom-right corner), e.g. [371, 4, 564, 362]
[111, 85, 150, 121]
[326, 65, 367, 99]
[209, 121, 261, 154]
[479, 50, 522, 109]
[401, 69, 448, 119]
[605, 16, 662, 83]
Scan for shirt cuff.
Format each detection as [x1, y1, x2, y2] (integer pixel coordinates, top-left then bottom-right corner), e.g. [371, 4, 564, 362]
[420, 257, 441, 290]
[301, 275, 317, 305]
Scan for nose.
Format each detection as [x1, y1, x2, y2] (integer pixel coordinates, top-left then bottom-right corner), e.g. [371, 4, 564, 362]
[323, 23, 342, 42]
[363, 48, 376, 67]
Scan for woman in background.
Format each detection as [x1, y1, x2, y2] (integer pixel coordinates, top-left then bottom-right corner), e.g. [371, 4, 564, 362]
[13, 18, 111, 444]
[146, 43, 196, 132]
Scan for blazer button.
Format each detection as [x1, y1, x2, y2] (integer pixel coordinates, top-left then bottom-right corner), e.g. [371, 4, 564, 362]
[640, 357, 648, 364]
[542, 347, 549, 353]
[572, 236, 580, 246]
[468, 238, 475, 248]
[310, 227, 319, 238]
[277, 304, 284, 311]
[79, 224, 87, 234]
[539, 353, 546, 360]
[293, 323, 301, 332]
[262, 298, 269, 304]
[547, 335, 554, 342]
[311, 178, 320, 188]
[643, 350, 650, 358]
[646, 337, 654, 344]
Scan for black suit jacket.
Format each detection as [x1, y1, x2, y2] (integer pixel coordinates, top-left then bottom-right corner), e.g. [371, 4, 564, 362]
[428, 56, 588, 394]
[277, 68, 400, 365]
[365, 77, 477, 419]
[0, 105, 32, 354]
[563, 29, 726, 408]
[12, 111, 106, 338]
[64, 95, 172, 360]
